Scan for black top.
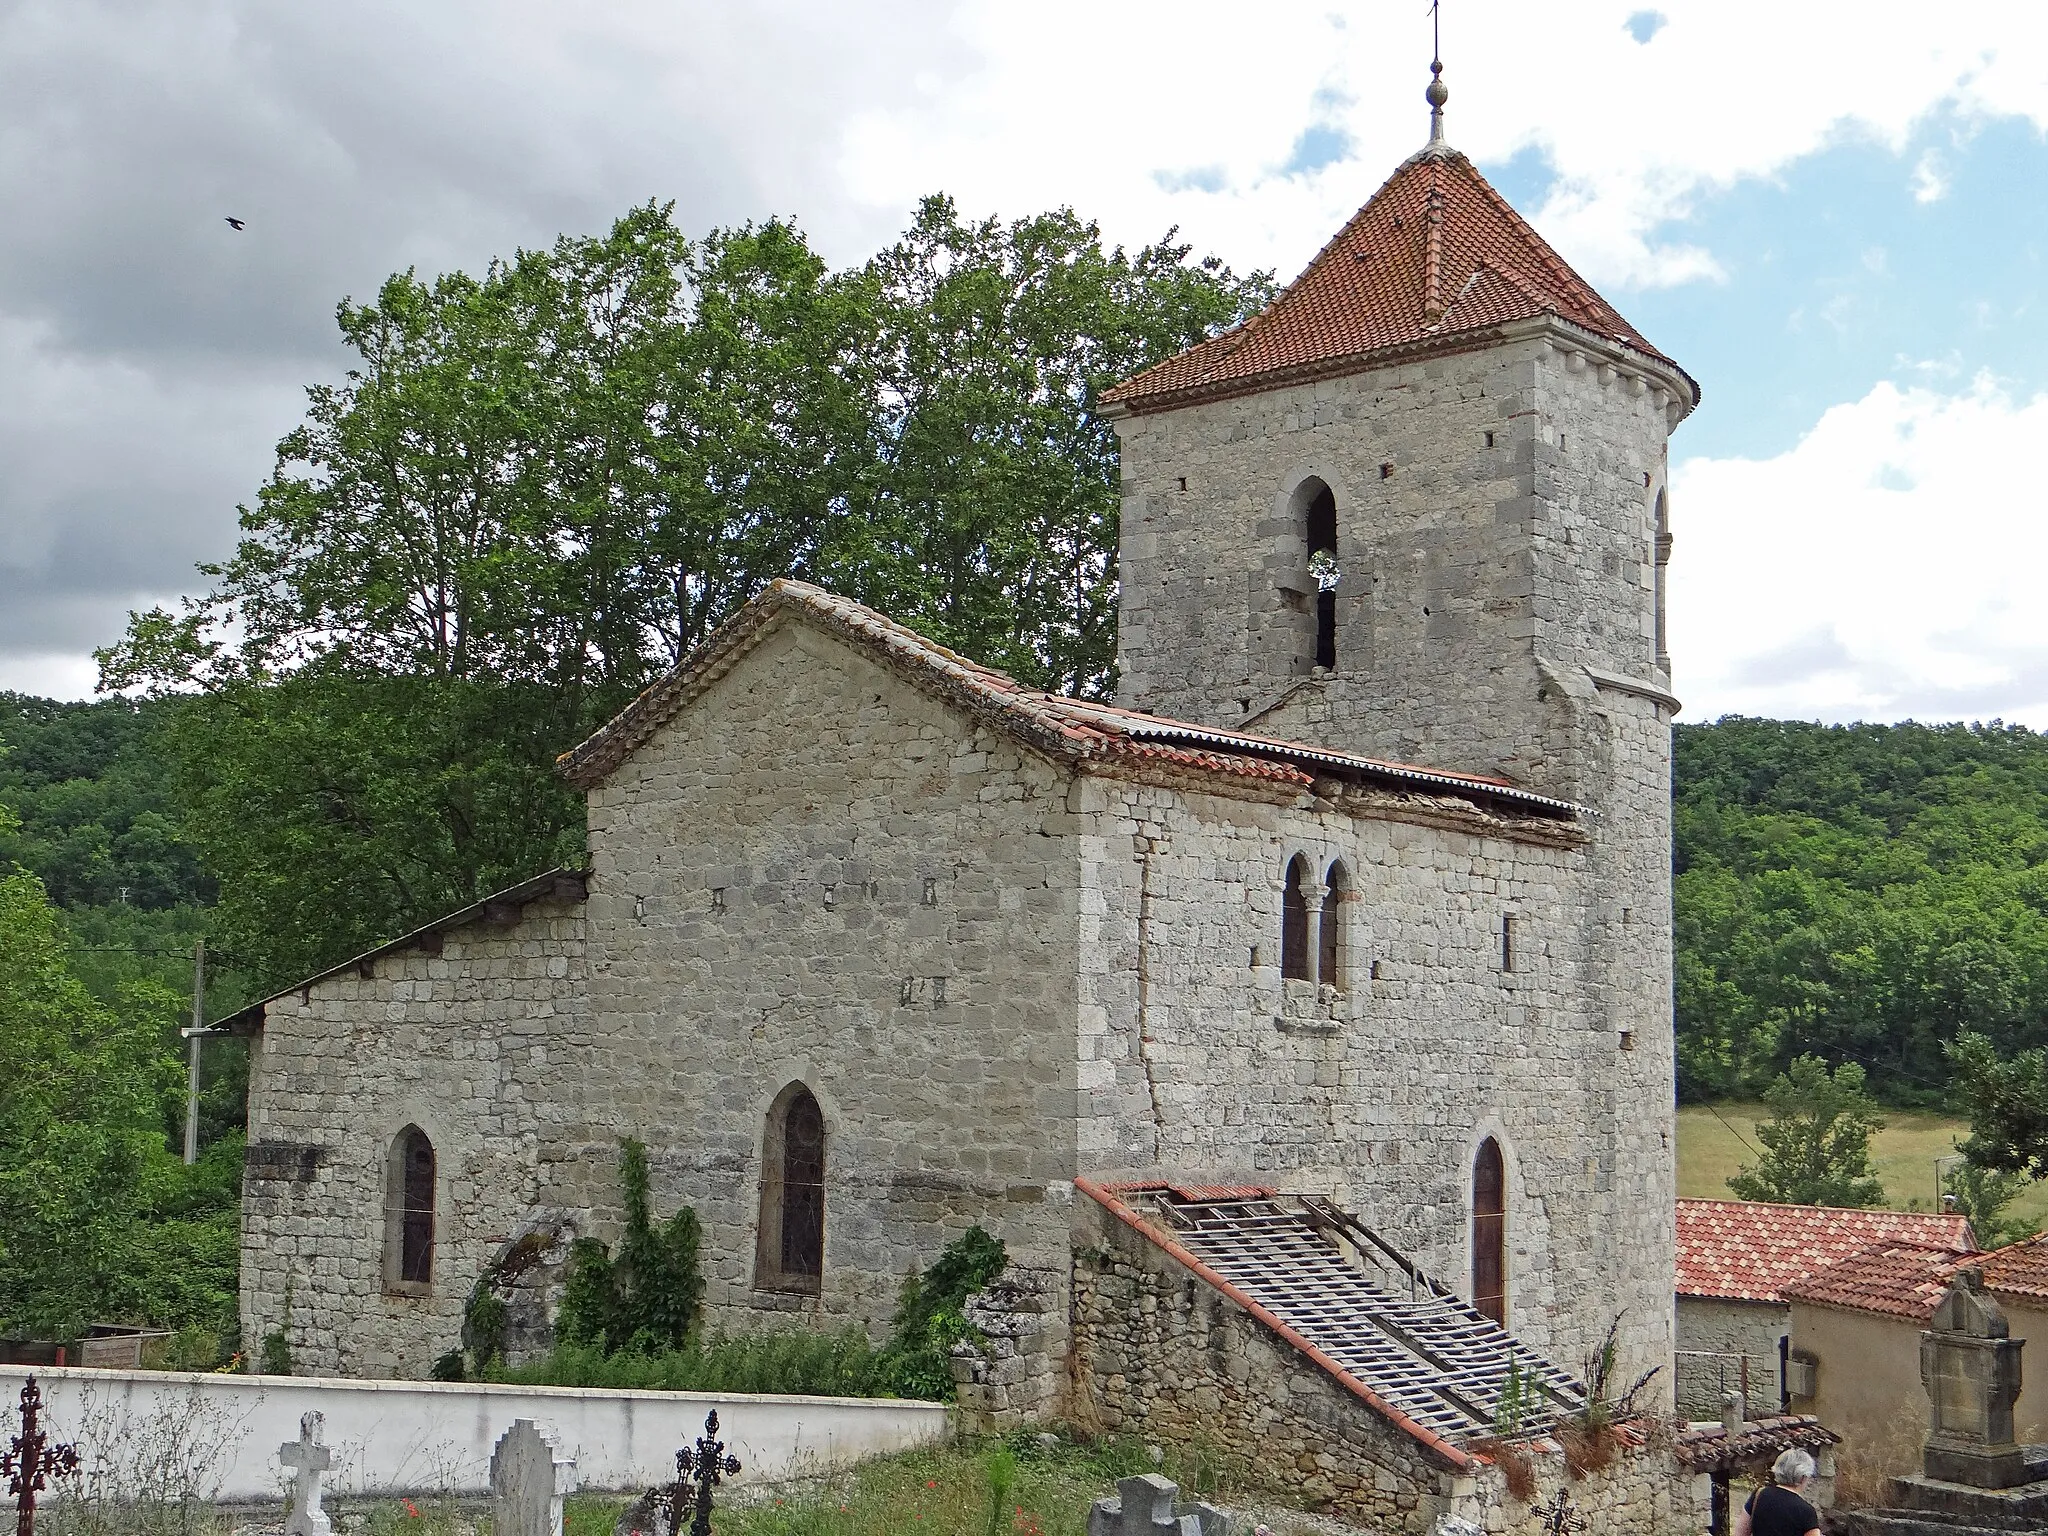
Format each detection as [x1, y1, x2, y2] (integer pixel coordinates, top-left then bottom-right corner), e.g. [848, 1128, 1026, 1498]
[1745, 1483, 1820, 1536]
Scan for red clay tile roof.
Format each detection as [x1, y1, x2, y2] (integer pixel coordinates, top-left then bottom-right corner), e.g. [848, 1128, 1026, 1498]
[558, 580, 1582, 825]
[1675, 1415, 1841, 1473]
[1979, 1233, 2048, 1304]
[1102, 144, 1697, 414]
[1779, 1242, 1973, 1321]
[1676, 1198, 1977, 1303]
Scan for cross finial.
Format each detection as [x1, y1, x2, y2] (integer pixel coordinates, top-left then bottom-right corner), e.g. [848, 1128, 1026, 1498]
[1426, 1, 1450, 146]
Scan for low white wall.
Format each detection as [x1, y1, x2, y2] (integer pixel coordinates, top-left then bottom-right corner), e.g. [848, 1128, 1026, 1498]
[1, 1366, 951, 1503]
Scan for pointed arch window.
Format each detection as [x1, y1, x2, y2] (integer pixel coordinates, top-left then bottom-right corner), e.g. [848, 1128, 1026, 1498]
[1281, 855, 1313, 981]
[756, 1083, 826, 1293]
[1472, 1137, 1507, 1326]
[383, 1126, 436, 1294]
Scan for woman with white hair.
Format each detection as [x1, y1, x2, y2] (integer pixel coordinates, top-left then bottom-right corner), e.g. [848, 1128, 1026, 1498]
[1732, 1447, 1822, 1536]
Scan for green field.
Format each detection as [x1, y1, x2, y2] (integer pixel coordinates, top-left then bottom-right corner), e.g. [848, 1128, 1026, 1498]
[1676, 1102, 2048, 1229]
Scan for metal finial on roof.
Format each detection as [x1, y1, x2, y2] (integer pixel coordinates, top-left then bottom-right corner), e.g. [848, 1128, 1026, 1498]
[1426, 0, 1450, 147]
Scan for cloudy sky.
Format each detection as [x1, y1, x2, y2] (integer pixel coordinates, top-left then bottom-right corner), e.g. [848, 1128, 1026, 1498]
[4, 1, 2048, 725]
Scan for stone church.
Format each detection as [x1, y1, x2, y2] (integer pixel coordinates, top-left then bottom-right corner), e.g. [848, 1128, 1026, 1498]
[231, 75, 1715, 1529]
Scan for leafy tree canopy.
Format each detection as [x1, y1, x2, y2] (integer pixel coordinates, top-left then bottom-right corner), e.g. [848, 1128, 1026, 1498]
[0, 870, 238, 1339]
[1952, 1030, 2048, 1181]
[1675, 717, 2048, 1102]
[1727, 1055, 1887, 1207]
[100, 196, 1272, 989]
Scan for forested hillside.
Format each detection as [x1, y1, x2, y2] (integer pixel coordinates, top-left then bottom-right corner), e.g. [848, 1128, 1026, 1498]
[1676, 717, 2048, 1104]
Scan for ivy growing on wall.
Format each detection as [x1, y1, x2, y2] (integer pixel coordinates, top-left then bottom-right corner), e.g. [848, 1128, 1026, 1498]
[555, 1138, 705, 1356]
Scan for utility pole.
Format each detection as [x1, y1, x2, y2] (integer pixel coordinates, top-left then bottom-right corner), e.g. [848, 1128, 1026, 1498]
[183, 938, 205, 1164]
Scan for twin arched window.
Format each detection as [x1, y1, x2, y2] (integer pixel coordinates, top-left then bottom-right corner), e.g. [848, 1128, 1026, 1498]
[756, 1083, 827, 1293]
[384, 1125, 436, 1293]
[1281, 855, 1349, 988]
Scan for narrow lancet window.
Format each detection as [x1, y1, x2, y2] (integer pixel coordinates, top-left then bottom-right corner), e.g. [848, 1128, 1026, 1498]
[1472, 1137, 1507, 1326]
[384, 1126, 436, 1291]
[1306, 482, 1339, 670]
[757, 1083, 827, 1293]
[1282, 856, 1312, 981]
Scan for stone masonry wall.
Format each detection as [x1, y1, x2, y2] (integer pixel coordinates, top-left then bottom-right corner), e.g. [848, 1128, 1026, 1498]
[1070, 1205, 1705, 1535]
[1674, 1298, 1787, 1421]
[580, 618, 1083, 1338]
[239, 896, 589, 1378]
[1070, 767, 1666, 1384]
[1108, 328, 1682, 1401]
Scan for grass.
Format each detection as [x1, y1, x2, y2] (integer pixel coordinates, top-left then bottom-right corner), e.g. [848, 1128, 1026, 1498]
[1676, 1102, 2048, 1228]
[560, 1433, 1294, 1536]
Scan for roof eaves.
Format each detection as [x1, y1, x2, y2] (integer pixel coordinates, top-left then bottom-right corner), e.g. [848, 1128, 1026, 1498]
[1075, 1175, 1474, 1470]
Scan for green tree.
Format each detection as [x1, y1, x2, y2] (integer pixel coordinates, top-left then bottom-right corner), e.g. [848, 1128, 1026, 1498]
[1728, 1055, 1887, 1207]
[1952, 1031, 2048, 1181]
[1942, 1156, 2041, 1250]
[100, 198, 1268, 989]
[0, 870, 237, 1340]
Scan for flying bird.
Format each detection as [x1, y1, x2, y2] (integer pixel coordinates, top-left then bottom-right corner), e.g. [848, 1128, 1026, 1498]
[224, 217, 245, 230]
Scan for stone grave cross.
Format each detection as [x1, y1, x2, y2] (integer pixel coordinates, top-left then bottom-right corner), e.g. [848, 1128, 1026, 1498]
[1086, 1473, 1230, 1536]
[279, 1412, 333, 1536]
[490, 1420, 578, 1536]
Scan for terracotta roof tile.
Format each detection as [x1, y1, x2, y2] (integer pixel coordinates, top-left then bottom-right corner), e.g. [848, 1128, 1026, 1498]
[1675, 1198, 1976, 1303]
[558, 581, 1584, 826]
[1103, 144, 1696, 413]
[1979, 1233, 2048, 1303]
[1675, 1415, 1840, 1473]
[1779, 1242, 1973, 1321]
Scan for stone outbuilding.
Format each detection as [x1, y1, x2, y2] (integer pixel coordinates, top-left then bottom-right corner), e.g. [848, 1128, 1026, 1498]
[227, 68, 1713, 1534]
[1674, 1199, 1974, 1419]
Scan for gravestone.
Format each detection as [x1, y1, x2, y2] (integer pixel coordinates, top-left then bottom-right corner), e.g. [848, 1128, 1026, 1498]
[491, 1420, 579, 1536]
[1918, 1268, 2027, 1489]
[1087, 1474, 1230, 1536]
[279, 1412, 333, 1536]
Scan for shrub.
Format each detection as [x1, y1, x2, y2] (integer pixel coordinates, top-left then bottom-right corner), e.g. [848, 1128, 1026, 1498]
[554, 1139, 704, 1355]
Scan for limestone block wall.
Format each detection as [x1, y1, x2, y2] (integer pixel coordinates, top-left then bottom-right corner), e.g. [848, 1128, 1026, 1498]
[1068, 1207, 1704, 1535]
[580, 619, 1083, 1338]
[239, 896, 590, 1378]
[1675, 1298, 1788, 1419]
[1111, 332, 1680, 798]
[1071, 768, 1667, 1385]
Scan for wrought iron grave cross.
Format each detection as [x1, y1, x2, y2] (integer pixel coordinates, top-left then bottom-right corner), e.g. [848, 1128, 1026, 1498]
[1533, 1488, 1587, 1536]
[3, 1377, 80, 1536]
[652, 1411, 741, 1536]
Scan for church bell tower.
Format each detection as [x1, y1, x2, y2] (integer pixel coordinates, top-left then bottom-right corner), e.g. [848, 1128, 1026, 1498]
[1099, 64, 1697, 804]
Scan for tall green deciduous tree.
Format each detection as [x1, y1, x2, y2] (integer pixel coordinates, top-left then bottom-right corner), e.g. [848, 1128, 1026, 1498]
[1728, 1055, 1888, 1208]
[0, 867, 238, 1339]
[101, 197, 1270, 988]
[1952, 1031, 2048, 1181]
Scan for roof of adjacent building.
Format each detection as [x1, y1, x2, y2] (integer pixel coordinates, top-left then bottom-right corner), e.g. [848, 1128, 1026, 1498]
[1675, 1198, 1977, 1304]
[1780, 1241, 1973, 1321]
[558, 579, 1583, 824]
[1076, 1178, 1588, 1465]
[1674, 1415, 1840, 1474]
[1979, 1233, 2048, 1302]
[1100, 140, 1697, 415]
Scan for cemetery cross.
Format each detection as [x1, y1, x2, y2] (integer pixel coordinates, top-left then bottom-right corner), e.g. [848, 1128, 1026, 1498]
[3, 1376, 80, 1536]
[1533, 1487, 1588, 1536]
[652, 1411, 741, 1536]
[280, 1411, 335, 1536]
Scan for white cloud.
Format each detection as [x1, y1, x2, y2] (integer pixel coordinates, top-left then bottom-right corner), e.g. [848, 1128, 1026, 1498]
[837, 1, 2048, 290]
[1672, 376, 2048, 726]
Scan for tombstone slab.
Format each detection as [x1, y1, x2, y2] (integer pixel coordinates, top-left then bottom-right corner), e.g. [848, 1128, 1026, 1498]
[279, 1412, 333, 1536]
[1918, 1269, 2028, 1489]
[1087, 1473, 1230, 1536]
[491, 1420, 579, 1536]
